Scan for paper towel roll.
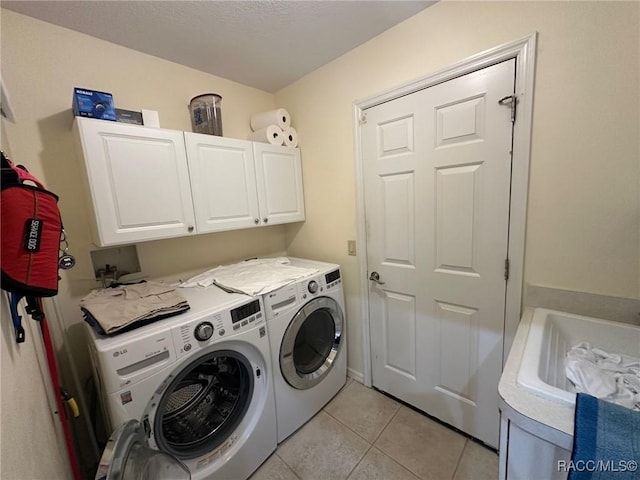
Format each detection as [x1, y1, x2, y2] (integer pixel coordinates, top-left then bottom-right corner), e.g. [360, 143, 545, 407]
[282, 126, 298, 148]
[248, 125, 283, 145]
[250, 108, 291, 131]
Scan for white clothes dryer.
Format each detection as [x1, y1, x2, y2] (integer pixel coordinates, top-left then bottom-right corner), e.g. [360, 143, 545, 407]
[263, 258, 347, 443]
[86, 285, 276, 480]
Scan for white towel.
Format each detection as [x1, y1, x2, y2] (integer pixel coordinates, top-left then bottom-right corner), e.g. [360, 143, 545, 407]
[565, 342, 640, 410]
[178, 257, 318, 295]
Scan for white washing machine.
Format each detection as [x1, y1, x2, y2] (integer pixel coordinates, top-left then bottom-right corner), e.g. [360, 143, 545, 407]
[86, 285, 276, 480]
[263, 258, 347, 443]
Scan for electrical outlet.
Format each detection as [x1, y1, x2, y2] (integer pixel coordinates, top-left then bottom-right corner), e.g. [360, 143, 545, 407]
[348, 240, 357, 256]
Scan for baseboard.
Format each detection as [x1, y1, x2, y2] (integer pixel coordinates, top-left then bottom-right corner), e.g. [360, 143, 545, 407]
[347, 367, 364, 384]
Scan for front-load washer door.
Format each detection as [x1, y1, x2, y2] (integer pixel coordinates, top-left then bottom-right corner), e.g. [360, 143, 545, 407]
[95, 420, 190, 480]
[145, 350, 254, 461]
[280, 296, 344, 390]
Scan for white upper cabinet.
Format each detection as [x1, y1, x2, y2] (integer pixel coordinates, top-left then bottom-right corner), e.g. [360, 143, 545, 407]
[253, 143, 305, 226]
[184, 132, 260, 233]
[74, 118, 305, 246]
[74, 118, 196, 246]
[185, 134, 305, 233]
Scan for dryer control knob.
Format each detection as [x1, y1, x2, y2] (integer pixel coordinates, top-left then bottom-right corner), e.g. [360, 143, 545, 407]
[194, 322, 214, 341]
[308, 281, 319, 294]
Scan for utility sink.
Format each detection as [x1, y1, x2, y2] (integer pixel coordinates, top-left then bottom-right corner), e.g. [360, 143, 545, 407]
[516, 308, 640, 405]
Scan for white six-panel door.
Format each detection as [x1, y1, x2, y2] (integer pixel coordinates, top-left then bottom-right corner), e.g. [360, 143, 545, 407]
[363, 59, 516, 447]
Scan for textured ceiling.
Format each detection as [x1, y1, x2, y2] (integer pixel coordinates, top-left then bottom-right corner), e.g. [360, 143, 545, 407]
[3, 1, 435, 92]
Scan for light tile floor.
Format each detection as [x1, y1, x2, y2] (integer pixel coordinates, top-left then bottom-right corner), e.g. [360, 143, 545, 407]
[251, 378, 499, 480]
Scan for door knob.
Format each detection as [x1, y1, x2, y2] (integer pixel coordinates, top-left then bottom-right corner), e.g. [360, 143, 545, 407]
[369, 272, 385, 285]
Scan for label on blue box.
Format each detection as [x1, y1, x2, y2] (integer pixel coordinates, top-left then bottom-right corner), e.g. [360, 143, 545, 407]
[73, 88, 116, 121]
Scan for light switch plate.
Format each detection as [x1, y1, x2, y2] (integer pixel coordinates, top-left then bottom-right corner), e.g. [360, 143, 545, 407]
[348, 240, 357, 256]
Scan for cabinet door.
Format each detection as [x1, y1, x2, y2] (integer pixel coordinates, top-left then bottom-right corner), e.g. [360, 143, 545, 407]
[505, 422, 570, 479]
[184, 133, 260, 233]
[253, 143, 305, 226]
[75, 118, 196, 246]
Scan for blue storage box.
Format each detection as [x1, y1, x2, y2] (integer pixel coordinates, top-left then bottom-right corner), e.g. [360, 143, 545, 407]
[72, 87, 116, 121]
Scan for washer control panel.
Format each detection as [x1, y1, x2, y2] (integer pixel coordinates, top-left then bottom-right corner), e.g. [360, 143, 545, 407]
[324, 268, 342, 290]
[302, 269, 342, 299]
[194, 321, 214, 341]
[264, 267, 342, 319]
[172, 298, 263, 358]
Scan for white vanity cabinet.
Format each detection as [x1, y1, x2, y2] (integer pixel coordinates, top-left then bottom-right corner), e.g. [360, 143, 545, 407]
[75, 118, 305, 246]
[74, 117, 196, 246]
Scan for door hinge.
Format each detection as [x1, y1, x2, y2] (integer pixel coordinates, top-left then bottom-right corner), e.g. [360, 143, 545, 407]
[359, 112, 367, 125]
[498, 94, 517, 123]
[504, 258, 510, 281]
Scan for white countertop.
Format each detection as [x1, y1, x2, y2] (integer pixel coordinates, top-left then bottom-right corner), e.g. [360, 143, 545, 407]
[498, 308, 574, 450]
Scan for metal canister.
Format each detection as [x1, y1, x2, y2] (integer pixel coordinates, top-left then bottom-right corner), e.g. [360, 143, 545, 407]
[189, 93, 222, 136]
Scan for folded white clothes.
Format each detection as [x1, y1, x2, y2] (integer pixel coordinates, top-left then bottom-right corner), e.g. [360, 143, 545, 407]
[80, 281, 189, 334]
[178, 257, 318, 295]
[565, 342, 640, 410]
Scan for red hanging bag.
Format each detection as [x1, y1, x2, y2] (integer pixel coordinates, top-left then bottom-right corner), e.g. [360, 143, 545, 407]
[1, 152, 61, 297]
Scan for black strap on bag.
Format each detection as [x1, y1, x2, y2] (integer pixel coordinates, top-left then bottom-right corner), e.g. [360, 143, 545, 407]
[7, 293, 44, 342]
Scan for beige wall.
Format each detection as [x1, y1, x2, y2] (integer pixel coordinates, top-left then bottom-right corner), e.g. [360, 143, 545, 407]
[277, 1, 640, 374]
[0, 117, 73, 479]
[0, 9, 286, 465]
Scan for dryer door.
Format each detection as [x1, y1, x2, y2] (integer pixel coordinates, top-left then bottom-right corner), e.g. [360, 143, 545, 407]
[95, 420, 190, 480]
[280, 296, 344, 389]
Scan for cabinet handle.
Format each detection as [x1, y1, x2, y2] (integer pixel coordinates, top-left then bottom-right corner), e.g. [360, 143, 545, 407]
[263, 218, 269, 224]
[188, 225, 194, 232]
[254, 218, 260, 224]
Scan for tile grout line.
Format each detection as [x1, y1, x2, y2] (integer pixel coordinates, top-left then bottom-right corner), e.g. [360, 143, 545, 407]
[322, 407, 373, 445]
[370, 403, 402, 445]
[277, 408, 372, 480]
[326, 386, 478, 479]
[322, 394, 402, 447]
[274, 451, 303, 480]
[277, 393, 479, 480]
[323, 381, 404, 446]
[344, 443, 374, 480]
[371, 406, 426, 480]
[268, 376, 359, 479]
[321, 397, 400, 479]
[450, 439, 469, 480]
[358, 439, 423, 480]
[274, 384, 410, 479]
